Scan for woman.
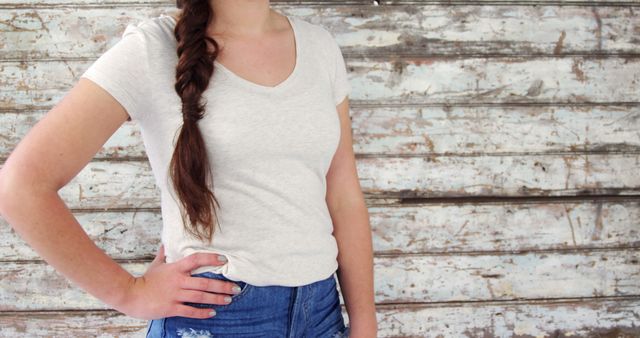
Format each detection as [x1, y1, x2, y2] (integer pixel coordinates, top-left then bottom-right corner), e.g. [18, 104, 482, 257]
[0, 0, 376, 337]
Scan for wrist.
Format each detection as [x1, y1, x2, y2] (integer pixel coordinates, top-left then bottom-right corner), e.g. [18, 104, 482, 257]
[109, 273, 137, 313]
[348, 310, 377, 324]
[348, 313, 378, 336]
[348, 320, 378, 338]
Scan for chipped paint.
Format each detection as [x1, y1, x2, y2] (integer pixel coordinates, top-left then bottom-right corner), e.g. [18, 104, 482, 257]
[1, 3, 639, 337]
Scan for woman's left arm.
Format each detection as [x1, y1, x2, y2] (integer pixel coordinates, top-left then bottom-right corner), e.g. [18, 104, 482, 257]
[326, 97, 378, 338]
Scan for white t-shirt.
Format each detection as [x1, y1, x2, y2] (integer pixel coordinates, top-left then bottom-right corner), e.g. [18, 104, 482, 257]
[80, 13, 351, 287]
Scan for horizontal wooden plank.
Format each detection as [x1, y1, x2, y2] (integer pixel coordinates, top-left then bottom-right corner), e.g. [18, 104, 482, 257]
[350, 104, 640, 156]
[355, 153, 639, 198]
[373, 297, 640, 337]
[2, 200, 639, 260]
[0, 311, 150, 337]
[2, 57, 639, 111]
[1, 153, 637, 210]
[1, 5, 638, 59]
[1, 249, 638, 310]
[380, 0, 640, 4]
[0, 263, 146, 311]
[0, 111, 145, 160]
[1, 297, 639, 337]
[288, 5, 640, 56]
[343, 56, 640, 104]
[0, 210, 162, 261]
[0, 0, 369, 7]
[47, 153, 640, 206]
[4, 104, 639, 159]
[370, 199, 640, 254]
[375, 249, 640, 303]
[2, 1, 638, 7]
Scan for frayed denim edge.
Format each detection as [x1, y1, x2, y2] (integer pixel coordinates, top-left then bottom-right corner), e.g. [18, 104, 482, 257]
[332, 323, 350, 338]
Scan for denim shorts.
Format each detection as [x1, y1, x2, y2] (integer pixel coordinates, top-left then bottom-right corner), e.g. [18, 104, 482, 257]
[145, 271, 350, 337]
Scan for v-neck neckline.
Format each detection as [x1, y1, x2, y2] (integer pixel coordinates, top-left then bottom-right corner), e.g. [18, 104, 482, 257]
[165, 14, 301, 93]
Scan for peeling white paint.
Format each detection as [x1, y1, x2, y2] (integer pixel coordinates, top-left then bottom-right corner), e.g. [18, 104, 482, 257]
[1, 3, 639, 338]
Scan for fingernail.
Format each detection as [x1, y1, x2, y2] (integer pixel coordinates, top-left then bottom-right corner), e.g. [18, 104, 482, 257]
[224, 296, 232, 303]
[232, 285, 242, 294]
[218, 255, 227, 262]
[209, 310, 216, 316]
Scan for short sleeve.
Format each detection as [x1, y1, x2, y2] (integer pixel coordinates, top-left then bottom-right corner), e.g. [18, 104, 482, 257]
[330, 36, 351, 106]
[80, 23, 151, 122]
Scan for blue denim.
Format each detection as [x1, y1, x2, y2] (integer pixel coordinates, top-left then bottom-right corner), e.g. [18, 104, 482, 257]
[145, 271, 350, 337]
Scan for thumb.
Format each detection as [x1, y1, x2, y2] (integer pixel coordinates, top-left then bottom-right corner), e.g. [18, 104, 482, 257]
[152, 243, 165, 264]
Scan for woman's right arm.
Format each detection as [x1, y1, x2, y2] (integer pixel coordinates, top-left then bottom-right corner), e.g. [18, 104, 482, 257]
[0, 78, 236, 320]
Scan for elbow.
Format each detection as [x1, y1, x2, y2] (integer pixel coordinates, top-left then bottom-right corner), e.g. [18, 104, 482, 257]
[0, 156, 66, 214]
[0, 167, 10, 211]
[0, 165, 47, 214]
[0, 166, 20, 213]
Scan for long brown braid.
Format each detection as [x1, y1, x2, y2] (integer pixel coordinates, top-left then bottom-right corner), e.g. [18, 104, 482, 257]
[169, 0, 222, 243]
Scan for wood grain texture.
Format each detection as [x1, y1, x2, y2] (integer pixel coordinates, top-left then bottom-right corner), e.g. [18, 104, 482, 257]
[368, 199, 640, 254]
[0, 152, 638, 209]
[2, 57, 639, 110]
[0, 250, 638, 310]
[3, 104, 639, 159]
[2, 0, 639, 5]
[2, 5, 639, 59]
[1, 200, 638, 260]
[0, 210, 162, 260]
[0, 0, 372, 6]
[373, 297, 640, 337]
[0, 298, 639, 337]
[1, 2, 639, 337]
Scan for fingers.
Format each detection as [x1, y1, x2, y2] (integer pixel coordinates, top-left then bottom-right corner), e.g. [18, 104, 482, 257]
[181, 275, 239, 295]
[173, 303, 217, 319]
[176, 289, 232, 305]
[176, 252, 227, 273]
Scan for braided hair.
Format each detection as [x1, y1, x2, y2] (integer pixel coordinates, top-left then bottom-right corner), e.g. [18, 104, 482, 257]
[169, 0, 222, 243]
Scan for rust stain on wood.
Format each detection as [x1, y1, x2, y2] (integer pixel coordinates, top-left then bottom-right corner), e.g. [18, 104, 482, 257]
[554, 30, 566, 55]
[572, 58, 587, 82]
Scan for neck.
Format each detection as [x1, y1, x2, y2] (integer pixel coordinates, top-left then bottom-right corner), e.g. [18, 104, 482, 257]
[208, 0, 275, 38]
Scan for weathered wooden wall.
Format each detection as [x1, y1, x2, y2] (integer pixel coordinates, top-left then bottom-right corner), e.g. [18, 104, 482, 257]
[1, 0, 639, 337]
